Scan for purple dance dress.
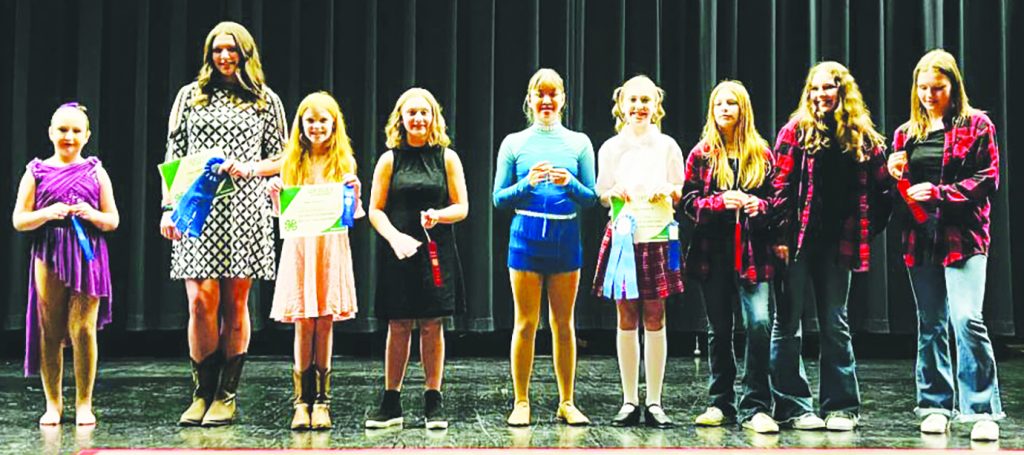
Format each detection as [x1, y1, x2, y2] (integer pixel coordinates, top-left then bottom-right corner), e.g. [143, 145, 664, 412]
[23, 157, 112, 376]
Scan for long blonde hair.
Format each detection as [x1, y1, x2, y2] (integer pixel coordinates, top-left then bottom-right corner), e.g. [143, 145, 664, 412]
[905, 49, 978, 141]
[384, 88, 451, 149]
[522, 68, 566, 124]
[611, 75, 666, 132]
[699, 81, 770, 190]
[791, 61, 884, 162]
[192, 21, 268, 109]
[280, 92, 355, 185]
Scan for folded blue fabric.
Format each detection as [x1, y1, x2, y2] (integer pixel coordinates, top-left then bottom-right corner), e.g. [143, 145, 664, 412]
[171, 157, 227, 238]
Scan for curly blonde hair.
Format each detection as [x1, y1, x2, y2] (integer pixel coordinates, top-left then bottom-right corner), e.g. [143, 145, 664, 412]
[791, 61, 884, 162]
[280, 92, 356, 186]
[904, 49, 978, 141]
[699, 81, 770, 190]
[611, 75, 666, 132]
[384, 87, 451, 149]
[192, 21, 268, 109]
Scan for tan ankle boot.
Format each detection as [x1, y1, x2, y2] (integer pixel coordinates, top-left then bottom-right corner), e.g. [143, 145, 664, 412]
[310, 369, 331, 430]
[202, 353, 246, 426]
[290, 368, 314, 430]
[179, 353, 221, 426]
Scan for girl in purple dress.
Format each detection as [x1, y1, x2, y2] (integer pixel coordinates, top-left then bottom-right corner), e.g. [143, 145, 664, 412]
[12, 103, 119, 426]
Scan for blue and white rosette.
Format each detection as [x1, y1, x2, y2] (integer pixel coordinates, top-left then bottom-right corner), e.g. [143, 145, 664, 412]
[602, 214, 640, 300]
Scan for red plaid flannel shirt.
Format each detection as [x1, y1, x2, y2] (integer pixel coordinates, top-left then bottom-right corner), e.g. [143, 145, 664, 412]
[769, 118, 891, 272]
[681, 141, 776, 284]
[891, 112, 1000, 267]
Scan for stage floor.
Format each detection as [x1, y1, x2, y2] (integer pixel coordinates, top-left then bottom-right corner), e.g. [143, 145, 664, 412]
[0, 356, 1020, 452]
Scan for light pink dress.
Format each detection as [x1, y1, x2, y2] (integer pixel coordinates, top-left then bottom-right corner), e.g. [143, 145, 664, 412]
[270, 174, 362, 322]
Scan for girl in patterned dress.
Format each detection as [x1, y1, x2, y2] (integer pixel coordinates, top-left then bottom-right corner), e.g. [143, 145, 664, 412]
[13, 103, 119, 426]
[159, 21, 288, 427]
[268, 92, 364, 431]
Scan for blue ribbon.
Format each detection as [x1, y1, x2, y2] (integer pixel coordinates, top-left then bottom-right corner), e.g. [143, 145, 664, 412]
[70, 216, 96, 262]
[339, 184, 357, 228]
[667, 220, 680, 271]
[602, 215, 639, 300]
[171, 157, 227, 237]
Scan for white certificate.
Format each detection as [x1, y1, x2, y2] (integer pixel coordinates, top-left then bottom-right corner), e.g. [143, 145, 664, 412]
[611, 197, 674, 243]
[278, 183, 350, 238]
[158, 147, 236, 205]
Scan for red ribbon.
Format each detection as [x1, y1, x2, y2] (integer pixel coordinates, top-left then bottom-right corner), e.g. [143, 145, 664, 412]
[734, 210, 743, 273]
[423, 227, 443, 287]
[897, 179, 929, 224]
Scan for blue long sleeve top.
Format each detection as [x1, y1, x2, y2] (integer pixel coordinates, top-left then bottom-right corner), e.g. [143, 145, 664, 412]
[492, 123, 598, 214]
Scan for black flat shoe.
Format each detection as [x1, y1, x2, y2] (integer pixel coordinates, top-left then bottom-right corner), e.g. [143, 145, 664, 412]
[644, 404, 674, 428]
[610, 403, 641, 427]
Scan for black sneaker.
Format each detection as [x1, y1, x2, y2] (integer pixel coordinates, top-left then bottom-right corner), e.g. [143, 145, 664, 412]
[365, 390, 403, 429]
[424, 390, 448, 430]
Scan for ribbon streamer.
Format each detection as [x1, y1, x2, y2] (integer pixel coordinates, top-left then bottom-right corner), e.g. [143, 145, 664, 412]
[172, 157, 227, 237]
[897, 179, 929, 224]
[734, 209, 743, 273]
[423, 226, 443, 288]
[602, 215, 639, 300]
[340, 184, 357, 228]
[667, 220, 681, 272]
[70, 216, 96, 262]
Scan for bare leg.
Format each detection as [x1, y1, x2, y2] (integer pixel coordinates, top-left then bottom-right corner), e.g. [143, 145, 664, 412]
[547, 270, 581, 403]
[34, 260, 69, 425]
[385, 320, 414, 391]
[509, 270, 544, 404]
[294, 319, 315, 371]
[219, 278, 252, 357]
[312, 316, 334, 372]
[185, 279, 220, 362]
[67, 293, 100, 425]
[419, 318, 445, 391]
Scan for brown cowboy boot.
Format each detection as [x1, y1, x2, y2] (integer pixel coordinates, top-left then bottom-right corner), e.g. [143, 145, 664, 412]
[290, 368, 314, 430]
[310, 369, 332, 430]
[178, 352, 221, 426]
[202, 353, 246, 426]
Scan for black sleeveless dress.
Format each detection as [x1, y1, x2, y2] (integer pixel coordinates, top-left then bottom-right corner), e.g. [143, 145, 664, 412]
[375, 143, 464, 320]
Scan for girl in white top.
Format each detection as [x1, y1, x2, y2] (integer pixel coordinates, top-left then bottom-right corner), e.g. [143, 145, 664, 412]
[591, 75, 686, 427]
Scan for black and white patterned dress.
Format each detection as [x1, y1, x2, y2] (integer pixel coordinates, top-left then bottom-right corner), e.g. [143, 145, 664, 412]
[165, 82, 287, 280]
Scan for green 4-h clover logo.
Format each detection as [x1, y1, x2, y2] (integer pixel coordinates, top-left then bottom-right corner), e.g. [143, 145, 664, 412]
[284, 219, 298, 232]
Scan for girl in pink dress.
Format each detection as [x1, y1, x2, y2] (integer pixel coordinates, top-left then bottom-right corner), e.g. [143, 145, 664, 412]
[268, 92, 364, 430]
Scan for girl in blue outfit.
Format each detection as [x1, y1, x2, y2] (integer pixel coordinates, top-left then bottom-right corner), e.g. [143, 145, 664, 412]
[493, 68, 598, 426]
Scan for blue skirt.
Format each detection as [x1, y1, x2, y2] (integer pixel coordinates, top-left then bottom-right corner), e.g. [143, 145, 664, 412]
[507, 214, 582, 274]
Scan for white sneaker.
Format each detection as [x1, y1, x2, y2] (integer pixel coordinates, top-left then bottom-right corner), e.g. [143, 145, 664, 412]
[970, 420, 999, 441]
[791, 413, 825, 430]
[824, 412, 858, 431]
[694, 407, 725, 426]
[742, 412, 780, 434]
[919, 414, 949, 434]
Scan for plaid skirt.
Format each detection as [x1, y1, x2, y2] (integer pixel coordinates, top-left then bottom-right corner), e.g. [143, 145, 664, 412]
[591, 225, 685, 300]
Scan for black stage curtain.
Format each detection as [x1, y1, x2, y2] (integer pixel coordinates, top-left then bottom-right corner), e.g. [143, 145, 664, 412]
[1, 0, 1021, 338]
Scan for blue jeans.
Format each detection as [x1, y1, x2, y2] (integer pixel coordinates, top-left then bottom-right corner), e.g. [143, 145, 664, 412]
[770, 239, 860, 421]
[698, 244, 773, 423]
[908, 254, 1004, 421]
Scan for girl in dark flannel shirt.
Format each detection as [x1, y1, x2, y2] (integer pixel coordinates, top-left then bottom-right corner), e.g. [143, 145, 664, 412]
[769, 62, 890, 432]
[887, 49, 1003, 441]
[683, 81, 778, 434]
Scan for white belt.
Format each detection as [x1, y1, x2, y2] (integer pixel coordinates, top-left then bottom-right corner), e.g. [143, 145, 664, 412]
[515, 209, 577, 220]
